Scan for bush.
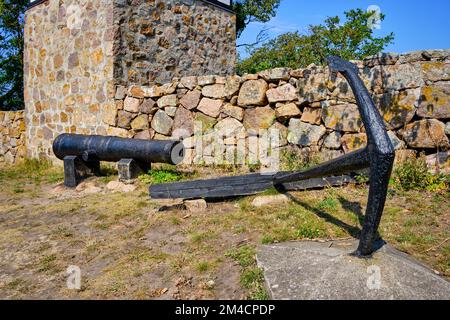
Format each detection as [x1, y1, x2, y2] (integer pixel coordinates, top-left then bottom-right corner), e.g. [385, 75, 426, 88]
[393, 155, 448, 192]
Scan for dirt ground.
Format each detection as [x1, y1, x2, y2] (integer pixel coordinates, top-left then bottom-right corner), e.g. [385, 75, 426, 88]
[0, 163, 448, 299]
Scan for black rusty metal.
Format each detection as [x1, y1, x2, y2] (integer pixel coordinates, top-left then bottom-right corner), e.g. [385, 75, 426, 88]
[53, 134, 184, 165]
[53, 134, 185, 187]
[274, 56, 395, 256]
[150, 56, 395, 256]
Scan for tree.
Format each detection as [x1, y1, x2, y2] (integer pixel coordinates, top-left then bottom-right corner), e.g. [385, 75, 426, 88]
[233, 0, 281, 38]
[237, 8, 395, 74]
[0, 0, 27, 111]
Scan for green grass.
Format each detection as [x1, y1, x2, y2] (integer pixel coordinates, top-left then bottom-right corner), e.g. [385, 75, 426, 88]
[226, 245, 269, 300]
[195, 261, 211, 272]
[240, 267, 269, 300]
[0, 159, 63, 185]
[225, 246, 255, 268]
[138, 168, 183, 185]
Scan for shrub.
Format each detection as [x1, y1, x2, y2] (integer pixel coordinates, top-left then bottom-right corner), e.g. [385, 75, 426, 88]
[393, 155, 448, 192]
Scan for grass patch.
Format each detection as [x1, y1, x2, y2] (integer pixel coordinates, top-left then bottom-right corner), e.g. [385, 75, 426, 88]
[139, 168, 183, 185]
[225, 245, 255, 268]
[195, 261, 211, 272]
[240, 267, 269, 300]
[0, 159, 63, 185]
[38, 254, 58, 273]
[226, 245, 269, 300]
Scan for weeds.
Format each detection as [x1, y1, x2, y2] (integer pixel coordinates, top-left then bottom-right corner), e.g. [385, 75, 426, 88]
[226, 246, 269, 300]
[0, 159, 63, 184]
[139, 168, 182, 185]
[393, 155, 448, 192]
[280, 148, 322, 171]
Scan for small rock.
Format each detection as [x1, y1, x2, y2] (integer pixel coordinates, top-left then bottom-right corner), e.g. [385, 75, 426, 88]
[198, 75, 216, 86]
[202, 84, 226, 99]
[323, 132, 342, 149]
[197, 98, 223, 118]
[426, 151, 450, 174]
[172, 107, 195, 138]
[124, 96, 140, 113]
[184, 199, 207, 212]
[266, 84, 298, 103]
[259, 68, 291, 82]
[76, 182, 102, 193]
[52, 183, 67, 194]
[180, 76, 198, 90]
[340, 133, 368, 153]
[117, 110, 135, 129]
[252, 195, 290, 207]
[417, 83, 450, 119]
[287, 119, 326, 147]
[130, 114, 149, 131]
[322, 104, 362, 132]
[106, 181, 137, 193]
[243, 106, 276, 131]
[139, 98, 156, 114]
[238, 79, 268, 107]
[301, 107, 322, 125]
[157, 94, 178, 108]
[222, 104, 244, 121]
[275, 103, 301, 121]
[151, 110, 174, 135]
[206, 280, 216, 289]
[399, 119, 449, 149]
[180, 90, 201, 110]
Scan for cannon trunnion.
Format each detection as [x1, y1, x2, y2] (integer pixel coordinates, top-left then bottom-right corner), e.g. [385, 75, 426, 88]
[53, 134, 184, 187]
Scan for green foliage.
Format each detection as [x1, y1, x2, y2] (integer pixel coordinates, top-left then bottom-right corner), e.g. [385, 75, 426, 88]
[226, 245, 269, 300]
[393, 155, 449, 192]
[238, 8, 395, 74]
[295, 224, 325, 239]
[355, 173, 370, 184]
[233, 0, 281, 38]
[225, 245, 255, 268]
[0, 0, 27, 110]
[138, 168, 182, 185]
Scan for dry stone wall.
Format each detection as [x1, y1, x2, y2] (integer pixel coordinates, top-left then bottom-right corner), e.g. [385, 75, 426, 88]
[0, 112, 27, 164]
[105, 50, 450, 172]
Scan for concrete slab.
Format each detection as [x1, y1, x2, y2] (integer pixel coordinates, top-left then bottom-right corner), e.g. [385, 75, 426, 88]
[257, 240, 450, 300]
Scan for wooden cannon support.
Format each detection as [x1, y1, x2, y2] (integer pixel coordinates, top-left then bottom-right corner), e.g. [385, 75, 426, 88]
[150, 56, 395, 256]
[53, 134, 184, 187]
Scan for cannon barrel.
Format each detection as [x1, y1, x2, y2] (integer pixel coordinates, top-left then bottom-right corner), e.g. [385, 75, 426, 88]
[53, 134, 184, 165]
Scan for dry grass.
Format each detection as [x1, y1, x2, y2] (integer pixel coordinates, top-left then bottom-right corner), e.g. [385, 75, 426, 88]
[0, 161, 448, 299]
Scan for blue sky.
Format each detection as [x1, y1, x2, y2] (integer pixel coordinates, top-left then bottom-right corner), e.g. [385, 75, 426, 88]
[237, 0, 450, 57]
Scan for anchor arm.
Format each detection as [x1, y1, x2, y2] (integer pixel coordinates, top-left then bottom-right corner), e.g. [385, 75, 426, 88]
[273, 147, 370, 185]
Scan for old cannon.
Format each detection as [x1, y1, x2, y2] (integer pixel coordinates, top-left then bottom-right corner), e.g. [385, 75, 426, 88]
[150, 56, 395, 256]
[53, 134, 185, 187]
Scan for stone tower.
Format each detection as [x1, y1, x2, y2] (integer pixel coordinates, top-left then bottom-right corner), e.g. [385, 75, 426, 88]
[24, 0, 236, 158]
